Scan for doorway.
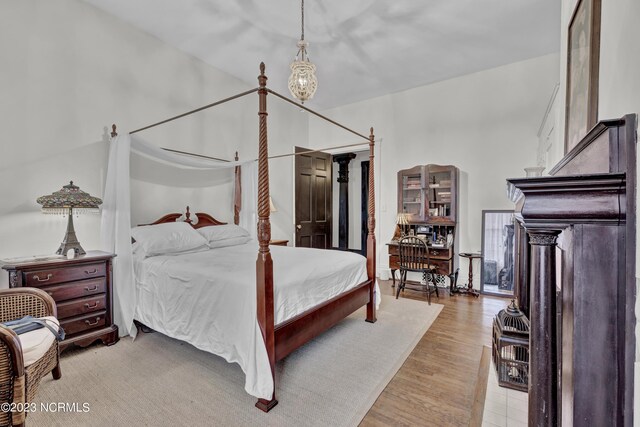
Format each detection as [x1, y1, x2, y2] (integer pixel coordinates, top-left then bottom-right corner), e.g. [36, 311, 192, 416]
[294, 147, 332, 248]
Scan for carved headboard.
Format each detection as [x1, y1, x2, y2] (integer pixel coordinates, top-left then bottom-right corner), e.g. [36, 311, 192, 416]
[140, 206, 227, 229]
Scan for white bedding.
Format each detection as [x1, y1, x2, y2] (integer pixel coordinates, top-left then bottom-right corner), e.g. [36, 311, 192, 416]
[133, 241, 380, 400]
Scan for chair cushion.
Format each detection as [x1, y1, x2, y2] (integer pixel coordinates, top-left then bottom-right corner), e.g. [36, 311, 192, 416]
[18, 316, 58, 367]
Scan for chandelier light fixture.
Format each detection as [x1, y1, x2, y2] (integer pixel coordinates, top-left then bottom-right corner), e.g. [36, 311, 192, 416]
[288, 0, 318, 103]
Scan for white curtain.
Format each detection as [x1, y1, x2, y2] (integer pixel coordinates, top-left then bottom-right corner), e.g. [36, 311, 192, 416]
[239, 162, 258, 240]
[101, 134, 257, 337]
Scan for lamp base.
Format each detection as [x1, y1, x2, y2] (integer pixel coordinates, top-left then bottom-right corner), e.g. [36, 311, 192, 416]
[56, 241, 86, 257]
[55, 210, 86, 256]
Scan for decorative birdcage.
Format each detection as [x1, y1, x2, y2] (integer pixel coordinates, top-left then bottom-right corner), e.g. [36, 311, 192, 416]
[492, 300, 530, 392]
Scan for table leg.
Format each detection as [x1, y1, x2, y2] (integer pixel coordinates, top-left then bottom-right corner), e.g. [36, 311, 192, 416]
[464, 257, 480, 297]
[453, 257, 480, 297]
[391, 269, 397, 287]
[466, 259, 479, 297]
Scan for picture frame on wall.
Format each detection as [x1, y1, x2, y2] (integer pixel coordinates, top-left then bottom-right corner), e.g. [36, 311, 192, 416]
[565, 0, 601, 153]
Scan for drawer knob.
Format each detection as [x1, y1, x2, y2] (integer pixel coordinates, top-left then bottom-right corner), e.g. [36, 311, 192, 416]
[33, 273, 53, 282]
[84, 268, 98, 275]
[85, 317, 101, 326]
[84, 285, 99, 292]
[84, 302, 100, 309]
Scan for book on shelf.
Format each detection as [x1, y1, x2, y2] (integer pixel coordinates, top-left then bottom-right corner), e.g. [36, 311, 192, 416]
[437, 205, 450, 216]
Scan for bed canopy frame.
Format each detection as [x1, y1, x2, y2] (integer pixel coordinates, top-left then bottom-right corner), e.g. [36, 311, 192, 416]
[111, 63, 377, 412]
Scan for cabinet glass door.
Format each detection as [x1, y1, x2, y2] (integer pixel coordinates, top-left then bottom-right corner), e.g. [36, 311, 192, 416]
[427, 167, 453, 220]
[401, 171, 423, 219]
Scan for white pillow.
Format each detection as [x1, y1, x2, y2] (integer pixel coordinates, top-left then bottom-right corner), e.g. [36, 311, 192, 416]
[208, 236, 252, 249]
[197, 224, 250, 242]
[131, 222, 208, 257]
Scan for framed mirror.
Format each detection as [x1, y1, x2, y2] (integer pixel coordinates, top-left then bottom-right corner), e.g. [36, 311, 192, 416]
[481, 210, 516, 296]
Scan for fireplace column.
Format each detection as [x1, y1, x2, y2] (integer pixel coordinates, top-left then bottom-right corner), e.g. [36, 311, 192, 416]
[333, 153, 356, 250]
[527, 229, 561, 427]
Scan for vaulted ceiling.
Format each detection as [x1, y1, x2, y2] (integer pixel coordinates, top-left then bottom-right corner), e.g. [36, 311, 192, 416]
[83, 0, 560, 109]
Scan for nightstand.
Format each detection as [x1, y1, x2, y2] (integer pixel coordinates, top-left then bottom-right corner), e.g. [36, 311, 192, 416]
[269, 240, 289, 246]
[2, 251, 119, 352]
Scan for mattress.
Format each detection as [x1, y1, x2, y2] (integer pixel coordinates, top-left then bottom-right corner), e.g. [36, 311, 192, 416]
[133, 241, 379, 400]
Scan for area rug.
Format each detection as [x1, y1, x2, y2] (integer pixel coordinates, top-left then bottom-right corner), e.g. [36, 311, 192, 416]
[29, 295, 442, 427]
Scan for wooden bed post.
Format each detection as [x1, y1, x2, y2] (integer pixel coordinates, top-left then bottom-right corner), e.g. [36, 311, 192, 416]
[366, 127, 377, 323]
[234, 151, 241, 226]
[255, 62, 278, 412]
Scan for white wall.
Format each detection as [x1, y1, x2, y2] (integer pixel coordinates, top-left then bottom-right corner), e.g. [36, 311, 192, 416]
[309, 53, 559, 282]
[0, 0, 306, 287]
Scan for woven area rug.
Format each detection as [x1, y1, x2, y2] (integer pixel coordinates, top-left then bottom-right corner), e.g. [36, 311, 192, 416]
[29, 295, 442, 427]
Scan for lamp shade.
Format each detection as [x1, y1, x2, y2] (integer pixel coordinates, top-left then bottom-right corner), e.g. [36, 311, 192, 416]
[37, 181, 102, 214]
[396, 213, 410, 225]
[36, 181, 102, 256]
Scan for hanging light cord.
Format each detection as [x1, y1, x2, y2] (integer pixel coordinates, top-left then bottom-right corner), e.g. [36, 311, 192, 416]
[301, 0, 305, 41]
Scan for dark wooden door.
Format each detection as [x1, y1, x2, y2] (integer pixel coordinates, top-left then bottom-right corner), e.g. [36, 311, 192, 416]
[295, 147, 332, 248]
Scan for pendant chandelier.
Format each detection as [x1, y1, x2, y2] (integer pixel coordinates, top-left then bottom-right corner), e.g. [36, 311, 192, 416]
[288, 0, 318, 104]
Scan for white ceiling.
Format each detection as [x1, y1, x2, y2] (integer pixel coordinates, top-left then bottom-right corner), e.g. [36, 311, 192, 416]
[84, 0, 560, 109]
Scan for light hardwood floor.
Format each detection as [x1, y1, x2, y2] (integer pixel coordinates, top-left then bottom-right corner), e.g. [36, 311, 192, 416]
[361, 280, 508, 426]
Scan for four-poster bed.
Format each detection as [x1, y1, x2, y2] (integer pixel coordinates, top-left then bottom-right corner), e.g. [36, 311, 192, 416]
[107, 63, 377, 412]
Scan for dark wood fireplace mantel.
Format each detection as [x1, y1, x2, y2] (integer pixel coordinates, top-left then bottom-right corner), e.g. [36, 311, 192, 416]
[507, 114, 636, 427]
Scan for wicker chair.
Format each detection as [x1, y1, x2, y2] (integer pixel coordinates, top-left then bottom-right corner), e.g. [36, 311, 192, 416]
[0, 288, 61, 427]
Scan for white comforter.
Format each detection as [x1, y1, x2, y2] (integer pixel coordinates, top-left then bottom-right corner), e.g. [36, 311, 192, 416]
[133, 241, 379, 399]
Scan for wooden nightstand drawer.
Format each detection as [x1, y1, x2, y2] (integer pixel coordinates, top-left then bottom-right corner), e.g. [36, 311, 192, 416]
[43, 278, 106, 302]
[23, 262, 106, 287]
[61, 311, 107, 336]
[57, 294, 107, 319]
